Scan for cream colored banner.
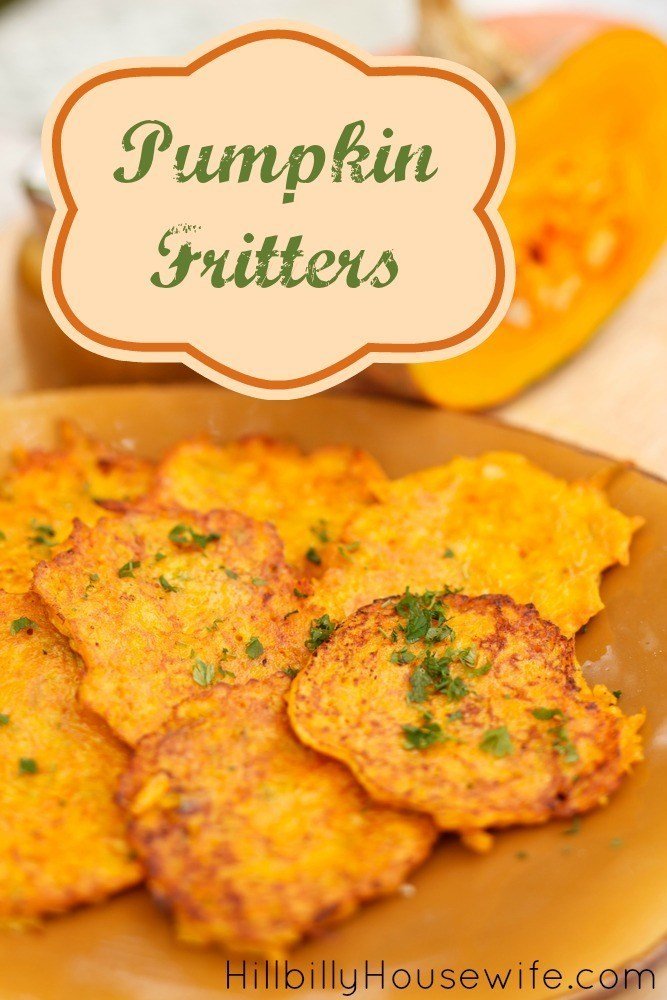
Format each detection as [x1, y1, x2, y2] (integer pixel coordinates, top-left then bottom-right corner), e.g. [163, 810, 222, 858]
[42, 21, 515, 399]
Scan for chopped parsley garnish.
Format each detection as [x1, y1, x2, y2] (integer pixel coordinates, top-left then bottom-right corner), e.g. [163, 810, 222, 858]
[118, 560, 140, 579]
[10, 617, 37, 636]
[338, 541, 360, 560]
[394, 589, 455, 645]
[29, 521, 56, 546]
[532, 707, 563, 721]
[390, 646, 416, 665]
[479, 726, 514, 758]
[251, 577, 267, 587]
[0, 531, 5, 542]
[245, 637, 264, 660]
[305, 614, 338, 652]
[310, 519, 330, 544]
[443, 547, 455, 558]
[305, 547, 321, 566]
[155, 551, 166, 562]
[192, 659, 216, 686]
[284, 609, 299, 620]
[222, 567, 239, 579]
[550, 724, 579, 763]
[403, 712, 445, 751]
[407, 648, 470, 704]
[466, 659, 492, 677]
[612, 690, 622, 701]
[159, 575, 177, 593]
[168, 524, 220, 549]
[408, 664, 432, 703]
[18, 757, 38, 775]
[283, 667, 299, 679]
[0, 713, 10, 726]
[293, 587, 308, 599]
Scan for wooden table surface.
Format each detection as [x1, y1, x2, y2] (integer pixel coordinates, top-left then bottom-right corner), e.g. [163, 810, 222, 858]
[1, 218, 666, 478]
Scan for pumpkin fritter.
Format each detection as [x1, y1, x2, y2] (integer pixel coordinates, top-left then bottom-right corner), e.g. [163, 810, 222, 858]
[0, 591, 141, 925]
[119, 676, 436, 955]
[316, 452, 642, 636]
[151, 435, 387, 573]
[289, 590, 644, 832]
[0, 422, 152, 593]
[34, 505, 310, 745]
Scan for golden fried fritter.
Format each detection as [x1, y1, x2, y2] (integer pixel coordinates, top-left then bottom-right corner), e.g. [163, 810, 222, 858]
[0, 422, 152, 593]
[12, 421, 153, 505]
[152, 435, 387, 573]
[34, 505, 311, 745]
[316, 452, 642, 636]
[119, 676, 436, 955]
[0, 591, 141, 925]
[289, 590, 644, 833]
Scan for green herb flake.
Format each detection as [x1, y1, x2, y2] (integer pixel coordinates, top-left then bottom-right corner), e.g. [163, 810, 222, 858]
[394, 589, 455, 645]
[466, 660, 492, 678]
[223, 567, 239, 579]
[118, 560, 140, 579]
[245, 637, 264, 660]
[443, 547, 455, 558]
[310, 520, 330, 544]
[0, 531, 6, 542]
[29, 521, 56, 547]
[18, 757, 38, 775]
[293, 588, 308, 599]
[338, 541, 360, 560]
[532, 707, 563, 721]
[0, 713, 10, 726]
[192, 659, 216, 687]
[407, 664, 432, 704]
[403, 712, 445, 751]
[169, 524, 220, 550]
[550, 724, 579, 764]
[390, 646, 416, 666]
[612, 690, 622, 701]
[283, 667, 299, 679]
[155, 551, 167, 562]
[10, 617, 38, 636]
[305, 614, 338, 652]
[564, 816, 582, 836]
[305, 547, 321, 566]
[457, 647, 477, 667]
[251, 577, 267, 587]
[479, 726, 514, 758]
[159, 575, 177, 593]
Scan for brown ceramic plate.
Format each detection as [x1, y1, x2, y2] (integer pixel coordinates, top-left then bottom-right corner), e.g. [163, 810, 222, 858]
[1, 385, 665, 1000]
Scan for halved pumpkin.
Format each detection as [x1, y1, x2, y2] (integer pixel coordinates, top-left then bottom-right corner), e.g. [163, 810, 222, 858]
[370, 27, 667, 410]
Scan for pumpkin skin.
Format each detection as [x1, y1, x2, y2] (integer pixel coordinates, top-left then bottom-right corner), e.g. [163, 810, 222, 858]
[369, 24, 667, 410]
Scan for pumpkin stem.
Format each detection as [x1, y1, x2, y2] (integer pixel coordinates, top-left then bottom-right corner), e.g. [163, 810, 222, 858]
[418, 0, 523, 91]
